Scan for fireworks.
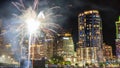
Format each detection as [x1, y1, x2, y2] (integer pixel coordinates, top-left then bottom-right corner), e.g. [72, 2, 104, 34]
[11, 0, 62, 45]
[13, 6, 61, 36]
[20, 7, 43, 35]
[10, 0, 62, 68]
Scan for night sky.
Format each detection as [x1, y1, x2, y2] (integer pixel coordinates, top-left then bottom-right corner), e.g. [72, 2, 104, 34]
[0, 0, 120, 55]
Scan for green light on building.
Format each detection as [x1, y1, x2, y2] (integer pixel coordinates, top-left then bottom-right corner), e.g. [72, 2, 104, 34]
[116, 16, 120, 39]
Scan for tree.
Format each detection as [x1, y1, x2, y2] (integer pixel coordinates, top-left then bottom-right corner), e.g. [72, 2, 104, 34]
[64, 61, 71, 65]
[50, 55, 64, 64]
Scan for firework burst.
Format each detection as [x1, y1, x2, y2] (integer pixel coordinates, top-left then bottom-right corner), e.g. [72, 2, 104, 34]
[9, 0, 62, 67]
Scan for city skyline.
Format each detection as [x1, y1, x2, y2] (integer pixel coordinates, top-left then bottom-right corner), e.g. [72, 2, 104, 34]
[0, 0, 120, 55]
[0, 0, 120, 67]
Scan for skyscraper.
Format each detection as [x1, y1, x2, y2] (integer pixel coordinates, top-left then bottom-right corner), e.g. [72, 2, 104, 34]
[77, 10, 103, 65]
[78, 10, 102, 47]
[54, 33, 75, 64]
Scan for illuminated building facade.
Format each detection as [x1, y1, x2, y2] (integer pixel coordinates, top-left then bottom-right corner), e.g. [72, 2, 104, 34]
[62, 33, 75, 63]
[54, 33, 76, 64]
[30, 44, 47, 60]
[76, 47, 98, 66]
[30, 36, 54, 60]
[77, 10, 103, 65]
[115, 16, 120, 59]
[102, 43, 113, 60]
[45, 36, 54, 59]
[21, 34, 54, 60]
[62, 33, 75, 57]
[78, 10, 102, 47]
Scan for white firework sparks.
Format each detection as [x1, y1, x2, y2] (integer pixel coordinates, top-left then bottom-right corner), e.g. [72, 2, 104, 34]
[10, 0, 62, 68]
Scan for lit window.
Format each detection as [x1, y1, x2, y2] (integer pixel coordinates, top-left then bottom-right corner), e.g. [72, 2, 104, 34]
[96, 25, 99, 27]
[89, 24, 91, 27]
[87, 36, 89, 39]
[84, 19, 86, 22]
[83, 34, 85, 36]
[89, 32, 91, 35]
[79, 26, 82, 30]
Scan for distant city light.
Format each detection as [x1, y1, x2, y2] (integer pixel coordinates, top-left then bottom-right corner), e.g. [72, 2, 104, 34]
[63, 37, 69, 40]
[2, 54, 5, 58]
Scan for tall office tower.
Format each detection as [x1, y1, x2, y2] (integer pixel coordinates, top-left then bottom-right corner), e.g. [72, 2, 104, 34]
[77, 10, 103, 65]
[115, 16, 120, 60]
[21, 34, 54, 68]
[29, 34, 54, 60]
[78, 10, 102, 47]
[45, 35, 54, 59]
[62, 33, 75, 62]
[54, 33, 75, 64]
